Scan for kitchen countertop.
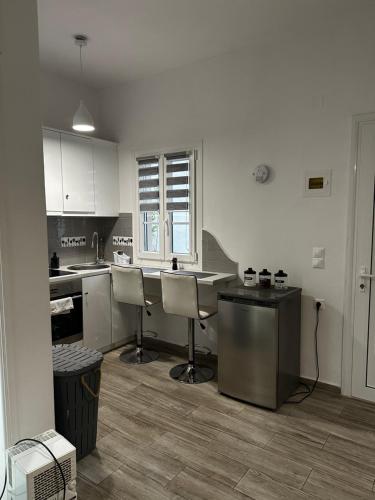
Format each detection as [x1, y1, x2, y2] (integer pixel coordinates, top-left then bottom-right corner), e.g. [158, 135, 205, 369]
[49, 263, 237, 286]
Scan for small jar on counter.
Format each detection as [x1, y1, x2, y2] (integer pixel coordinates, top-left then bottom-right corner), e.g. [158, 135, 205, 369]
[274, 270, 288, 290]
[259, 269, 272, 288]
[244, 268, 257, 287]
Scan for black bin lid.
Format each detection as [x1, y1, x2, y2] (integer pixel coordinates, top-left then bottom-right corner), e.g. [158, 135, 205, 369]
[52, 345, 103, 376]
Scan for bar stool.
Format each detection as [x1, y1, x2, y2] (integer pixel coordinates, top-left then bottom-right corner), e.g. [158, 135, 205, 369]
[160, 271, 216, 384]
[112, 265, 160, 364]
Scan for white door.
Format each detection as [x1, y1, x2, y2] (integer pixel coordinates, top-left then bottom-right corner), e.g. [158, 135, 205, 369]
[42, 129, 63, 212]
[352, 120, 375, 401]
[83, 274, 111, 351]
[93, 140, 119, 216]
[61, 133, 95, 213]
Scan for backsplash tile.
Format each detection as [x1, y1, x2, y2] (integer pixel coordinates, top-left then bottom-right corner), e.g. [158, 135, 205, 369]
[47, 213, 133, 266]
[104, 213, 133, 262]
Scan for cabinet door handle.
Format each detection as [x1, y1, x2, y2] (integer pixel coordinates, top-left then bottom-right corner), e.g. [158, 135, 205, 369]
[65, 194, 69, 200]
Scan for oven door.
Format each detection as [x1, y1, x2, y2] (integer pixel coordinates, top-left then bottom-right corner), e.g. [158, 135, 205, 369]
[51, 292, 83, 345]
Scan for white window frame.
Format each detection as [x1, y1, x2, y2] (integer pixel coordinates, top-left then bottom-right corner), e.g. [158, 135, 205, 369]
[134, 143, 202, 268]
[137, 153, 164, 261]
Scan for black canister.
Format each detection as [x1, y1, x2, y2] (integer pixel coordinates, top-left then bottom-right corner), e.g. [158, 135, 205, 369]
[172, 257, 178, 270]
[244, 268, 257, 287]
[274, 270, 288, 290]
[259, 268, 271, 288]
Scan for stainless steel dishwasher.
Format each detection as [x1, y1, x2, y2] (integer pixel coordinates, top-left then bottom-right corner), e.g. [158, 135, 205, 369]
[218, 286, 301, 410]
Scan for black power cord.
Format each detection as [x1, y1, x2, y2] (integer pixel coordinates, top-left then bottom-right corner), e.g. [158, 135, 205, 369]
[0, 437, 67, 500]
[286, 301, 321, 404]
[0, 469, 6, 500]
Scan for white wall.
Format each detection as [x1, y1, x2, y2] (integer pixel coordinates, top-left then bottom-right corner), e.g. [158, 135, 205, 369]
[0, 0, 55, 442]
[40, 70, 102, 135]
[99, 15, 375, 387]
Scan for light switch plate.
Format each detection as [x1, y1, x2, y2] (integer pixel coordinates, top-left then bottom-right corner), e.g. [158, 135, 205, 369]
[312, 257, 325, 269]
[312, 247, 325, 259]
[303, 169, 331, 197]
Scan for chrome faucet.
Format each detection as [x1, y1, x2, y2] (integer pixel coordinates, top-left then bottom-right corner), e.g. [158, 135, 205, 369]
[91, 232, 99, 263]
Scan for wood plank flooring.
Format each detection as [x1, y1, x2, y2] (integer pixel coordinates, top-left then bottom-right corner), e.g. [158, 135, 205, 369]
[77, 346, 375, 499]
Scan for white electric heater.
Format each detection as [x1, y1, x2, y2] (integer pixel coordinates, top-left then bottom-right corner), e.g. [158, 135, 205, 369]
[6, 429, 77, 500]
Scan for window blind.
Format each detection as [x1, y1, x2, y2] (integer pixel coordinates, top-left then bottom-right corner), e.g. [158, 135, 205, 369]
[137, 155, 160, 212]
[165, 151, 191, 211]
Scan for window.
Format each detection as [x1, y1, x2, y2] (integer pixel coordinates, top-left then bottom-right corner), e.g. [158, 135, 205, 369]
[137, 155, 161, 256]
[136, 148, 197, 262]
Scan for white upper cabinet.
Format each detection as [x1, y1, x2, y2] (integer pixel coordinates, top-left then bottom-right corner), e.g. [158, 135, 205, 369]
[43, 129, 63, 213]
[42, 128, 119, 216]
[93, 141, 120, 216]
[61, 132, 95, 213]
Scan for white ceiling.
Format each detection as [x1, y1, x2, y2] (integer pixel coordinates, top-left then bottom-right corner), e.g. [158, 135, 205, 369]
[37, 0, 374, 89]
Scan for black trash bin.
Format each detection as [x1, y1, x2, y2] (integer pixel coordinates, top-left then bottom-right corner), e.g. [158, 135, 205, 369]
[52, 344, 104, 460]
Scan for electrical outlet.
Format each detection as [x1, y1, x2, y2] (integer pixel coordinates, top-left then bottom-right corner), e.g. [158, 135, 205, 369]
[314, 298, 326, 310]
[113, 236, 133, 247]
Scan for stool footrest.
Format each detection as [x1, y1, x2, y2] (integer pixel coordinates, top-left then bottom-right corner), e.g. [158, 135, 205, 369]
[183, 344, 211, 356]
[143, 330, 158, 339]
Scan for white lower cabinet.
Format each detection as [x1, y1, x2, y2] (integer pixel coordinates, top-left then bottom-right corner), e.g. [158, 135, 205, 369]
[83, 274, 112, 351]
[111, 284, 137, 345]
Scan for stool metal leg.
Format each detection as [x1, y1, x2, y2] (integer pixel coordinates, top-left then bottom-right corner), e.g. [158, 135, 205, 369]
[169, 318, 214, 384]
[120, 305, 159, 364]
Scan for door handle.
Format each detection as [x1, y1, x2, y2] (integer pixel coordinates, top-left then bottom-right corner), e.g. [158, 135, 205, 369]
[359, 265, 375, 278]
[164, 218, 170, 236]
[359, 266, 375, 292]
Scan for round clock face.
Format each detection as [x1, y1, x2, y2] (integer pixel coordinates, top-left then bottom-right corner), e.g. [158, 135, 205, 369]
[253, 164, 270, 183]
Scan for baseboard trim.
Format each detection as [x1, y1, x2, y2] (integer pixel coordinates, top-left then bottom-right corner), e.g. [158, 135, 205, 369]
[121, 337, 342, 394]
[299, 377, 341, 394]
[139, 336, 217, 364]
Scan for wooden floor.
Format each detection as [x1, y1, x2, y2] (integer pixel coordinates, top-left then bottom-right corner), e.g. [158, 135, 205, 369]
[77, 346, 375, 499]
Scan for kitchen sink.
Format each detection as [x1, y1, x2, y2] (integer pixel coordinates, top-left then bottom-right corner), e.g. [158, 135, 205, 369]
[67, 264, 110, 271]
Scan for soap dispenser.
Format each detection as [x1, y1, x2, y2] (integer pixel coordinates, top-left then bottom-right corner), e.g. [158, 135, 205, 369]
[50, 252, 59, 269]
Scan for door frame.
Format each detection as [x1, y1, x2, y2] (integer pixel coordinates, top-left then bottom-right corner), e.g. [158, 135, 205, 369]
[342, 112, 375, 397]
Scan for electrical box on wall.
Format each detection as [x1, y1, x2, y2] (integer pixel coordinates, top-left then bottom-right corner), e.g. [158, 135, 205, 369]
[303, 169, 331, 197]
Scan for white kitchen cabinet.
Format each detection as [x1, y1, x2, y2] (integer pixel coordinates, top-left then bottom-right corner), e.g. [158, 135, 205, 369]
[93, 140, 119, 216]
[61, 132, 95, 213]
[83, 274, 112, 351]
[43, 129, 63, 213]
[111, 283, 137, 345]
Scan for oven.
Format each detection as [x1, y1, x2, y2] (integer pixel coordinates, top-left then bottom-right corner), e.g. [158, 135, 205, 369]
[50, 279, 83, 345]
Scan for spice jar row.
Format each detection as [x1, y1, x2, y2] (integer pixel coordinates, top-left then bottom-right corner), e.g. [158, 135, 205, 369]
[244, 268, 288, 289]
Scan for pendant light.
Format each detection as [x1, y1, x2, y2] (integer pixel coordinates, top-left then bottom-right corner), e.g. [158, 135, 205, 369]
[72, 34, 95, 132]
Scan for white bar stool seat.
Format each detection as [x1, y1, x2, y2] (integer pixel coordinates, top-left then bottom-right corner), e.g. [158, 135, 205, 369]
[112, 265, 160, 364]
[160, 271, 216, 384]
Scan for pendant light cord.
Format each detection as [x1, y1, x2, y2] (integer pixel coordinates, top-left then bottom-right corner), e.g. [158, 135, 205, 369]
[79, 43, 83, 97]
